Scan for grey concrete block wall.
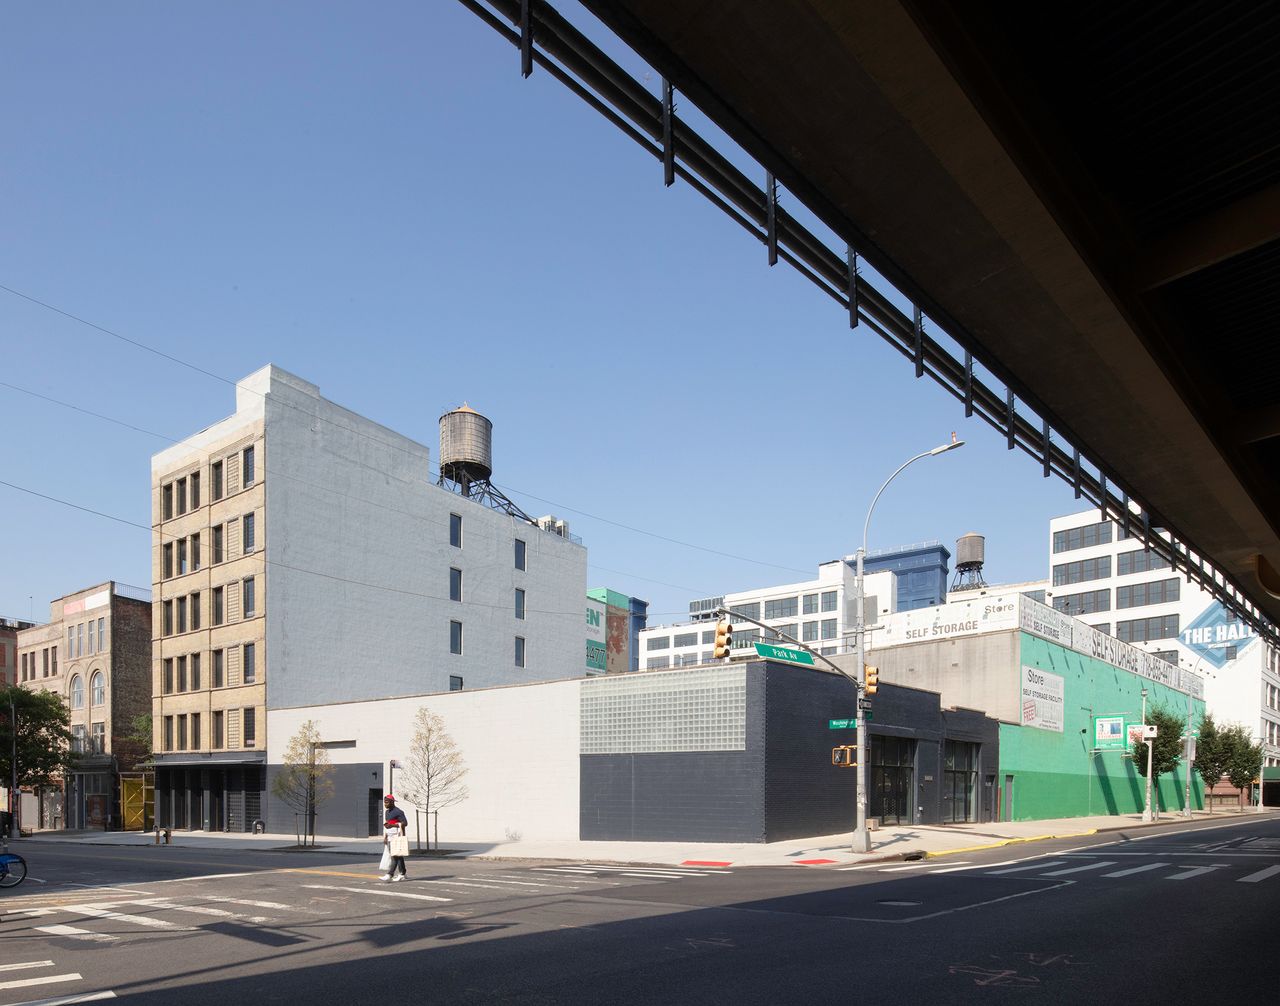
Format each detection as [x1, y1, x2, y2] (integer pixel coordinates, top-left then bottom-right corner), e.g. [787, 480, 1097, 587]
[266, 761, 382, 839]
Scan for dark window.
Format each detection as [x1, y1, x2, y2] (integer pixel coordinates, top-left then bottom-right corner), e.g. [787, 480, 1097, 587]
[803, 621, 819, 641]
[1116, 578, 1180, 609]
[191, 533, 201, 571]
[764, 597, 798, 619]
[243, 577, 256, 618]
[821, 618, 837, 640]
[1115, 615, 1180, 643]
[673, 632, 698, 647]
[211, 461, 223, 501]
[1052, 556, 1112, 586]
[163, 716, 173, 752]
[1053, 589, 1111, 615]
[450, 620, 463, 655]
[514, 538, 526, 571]
[213, 648, 224, 688]
[646, 636, 670, 651]
[243, 707, 256, 746]
[212, 524, 224, 564]
[514, 588, 526, 620]
[177, 538, 188, 575]
[162, 483, 173, 521]
[191, 713, 201, 750]
[1117, 549, 1172, 576]
[163, 600, 173, 636]
[1053, 521, 1114, 553]
[191, 652, 201, 691]
[449, 675, 464, 691]
[177, 655, 187, 692]
[803, 593, 819, 614]
[515, 636, 526, 667]
[449, 567, 462, 602]
[729, 601, 760, 621]
[162, 543, 173, 580]
[449, 513, 462, 548]
[243, 643, 256, 684]
[243, 512, 255, 552]
[163, 658, 174, 694]
[213, 586, 224, 625]
[190, 592, 200, 631]
[176, 478, 187, 516]
[243, 446, 255, 485]
[176, 596, 187, 633]
[701, 630, 715, 644]
[213, 710, 224, 748]
[821, 591, 838, 612]
[190, 471, 200, 509]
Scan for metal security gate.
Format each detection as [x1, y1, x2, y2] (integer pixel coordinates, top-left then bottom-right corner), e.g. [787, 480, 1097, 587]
[120, 773, 154, 831]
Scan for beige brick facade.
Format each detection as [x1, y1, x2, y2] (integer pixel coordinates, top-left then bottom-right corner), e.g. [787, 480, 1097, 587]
[152, 419, 267, 760]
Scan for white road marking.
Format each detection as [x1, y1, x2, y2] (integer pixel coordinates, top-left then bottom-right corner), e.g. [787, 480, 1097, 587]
[456, 876, 566, 889]
[619, 872, 688, 880]
[1165, 864, 1227, 880]
[301, 884, 450, 902]
[587, 866, 713, 876]
[195, 896, 305, 911]
[835, 864, 884, 872]
[23, 905, 191, 931]
[5, 993, 116, 1006]
[0, 963, 54, 974]
[0, 975, 82, 992]
[1238, 865, 1280, 884]
[881, 862, 958, 873]
[409, 879, 521, 891]
[153, 872, 262, 883]
[1040, 861, 1117, 876]
[536, 867, 600, 874]
[926, 864, 978, 874]
[31, 925, 119, 944]
[129, 899, 273, 923]
[1102, 863, 1169, 877]
[986, 860, 1068, 875]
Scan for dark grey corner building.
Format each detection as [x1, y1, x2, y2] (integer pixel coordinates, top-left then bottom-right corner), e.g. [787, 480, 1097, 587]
[579, 659, 999, 842]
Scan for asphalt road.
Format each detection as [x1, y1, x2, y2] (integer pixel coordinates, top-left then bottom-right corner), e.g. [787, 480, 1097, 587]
[3, 814, 1276, 1004]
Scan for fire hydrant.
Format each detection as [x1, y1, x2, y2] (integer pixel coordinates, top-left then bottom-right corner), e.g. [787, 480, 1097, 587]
[154, 826, 172, 845]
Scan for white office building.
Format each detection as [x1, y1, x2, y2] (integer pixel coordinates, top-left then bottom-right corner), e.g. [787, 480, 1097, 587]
[1047, 509, 1280, 766]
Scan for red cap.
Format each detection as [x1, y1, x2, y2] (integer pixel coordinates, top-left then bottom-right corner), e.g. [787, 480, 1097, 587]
[384, 794, 396, 801]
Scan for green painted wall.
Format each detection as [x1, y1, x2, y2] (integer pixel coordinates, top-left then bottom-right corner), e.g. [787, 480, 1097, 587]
[998, 633, 1206, 821]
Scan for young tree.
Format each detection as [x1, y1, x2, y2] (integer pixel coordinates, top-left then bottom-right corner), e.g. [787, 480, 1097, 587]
[1222, 724, 1263, 812]
[270, 720, 334, 845]
[0, 686, 76, 829]
[1194, 714, 1229, 813]
[401, 707, 469, 850]
[1130, 705, 1185, 814]
[115, 713, 153, 772]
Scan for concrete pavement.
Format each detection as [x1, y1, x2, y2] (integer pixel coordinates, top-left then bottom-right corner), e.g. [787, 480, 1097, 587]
[21, 807, 1276, 867]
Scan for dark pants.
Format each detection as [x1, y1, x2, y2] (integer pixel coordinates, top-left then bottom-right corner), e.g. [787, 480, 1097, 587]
[389, 855, 407, 876]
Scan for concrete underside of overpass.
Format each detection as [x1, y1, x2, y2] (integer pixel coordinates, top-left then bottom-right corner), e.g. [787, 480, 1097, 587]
[580, 0, 1280, 628]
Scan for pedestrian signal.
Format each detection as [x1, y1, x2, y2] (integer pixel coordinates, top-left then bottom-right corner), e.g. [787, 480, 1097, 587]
[714, 621, 733, 659]
[863, 664, 879, 695]
[832, 746, 857, 767]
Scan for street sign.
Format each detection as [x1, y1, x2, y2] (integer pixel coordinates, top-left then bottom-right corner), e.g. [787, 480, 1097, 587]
[858, 698, 872, 710]
[1093, 716, 1127, 751]
[755, 642, 816, 665]
[828, 718, 854, 730]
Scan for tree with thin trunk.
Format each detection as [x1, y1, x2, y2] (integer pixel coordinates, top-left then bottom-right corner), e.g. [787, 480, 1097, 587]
[1129, 705, 1184, 814]
[1195, 714, 1228, 813]
[401, 707, 469, 850]
[1221, 723, 1263, 812]
[271, 720, 334, 845]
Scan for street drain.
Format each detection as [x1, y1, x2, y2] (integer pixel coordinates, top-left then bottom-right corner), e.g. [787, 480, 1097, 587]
[877, 900, 922, 906]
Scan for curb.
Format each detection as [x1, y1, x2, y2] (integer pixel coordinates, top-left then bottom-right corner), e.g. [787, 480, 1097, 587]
[925, 829, 1098, 859]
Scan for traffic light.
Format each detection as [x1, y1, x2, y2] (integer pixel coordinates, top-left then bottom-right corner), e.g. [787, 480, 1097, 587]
[713, 621, 733, 659]
[832, 746, 857, 767]
[863, 664, 879, 695]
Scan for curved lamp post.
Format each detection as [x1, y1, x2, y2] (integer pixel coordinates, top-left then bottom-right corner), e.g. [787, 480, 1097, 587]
[851, 436, 964, 853]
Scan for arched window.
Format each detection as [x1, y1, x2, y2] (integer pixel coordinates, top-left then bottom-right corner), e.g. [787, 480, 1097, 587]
[91, 671, 105, 706]
[70, 674, 84, 710]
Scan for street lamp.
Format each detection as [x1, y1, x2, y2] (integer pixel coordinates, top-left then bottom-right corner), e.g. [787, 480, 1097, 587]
[851, 435, 964, 853]
[1141, 686, 1154, 823]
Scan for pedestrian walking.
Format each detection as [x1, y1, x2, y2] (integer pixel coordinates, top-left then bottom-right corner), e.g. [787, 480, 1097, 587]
[381, 794, 409, 882]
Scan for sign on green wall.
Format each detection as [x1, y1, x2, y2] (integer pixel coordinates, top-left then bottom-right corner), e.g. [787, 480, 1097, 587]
[1093, 715, 1127, 750]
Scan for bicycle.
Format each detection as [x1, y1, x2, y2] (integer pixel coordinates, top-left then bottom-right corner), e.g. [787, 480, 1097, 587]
[0, 835, 27, 888]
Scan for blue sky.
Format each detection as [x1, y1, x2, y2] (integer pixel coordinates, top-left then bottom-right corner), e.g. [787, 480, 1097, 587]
[1, 2, 1083, 627]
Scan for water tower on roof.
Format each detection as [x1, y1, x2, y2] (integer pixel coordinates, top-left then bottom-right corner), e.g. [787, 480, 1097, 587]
[437, 404, 535, 524]
[950, 532, 988, 591]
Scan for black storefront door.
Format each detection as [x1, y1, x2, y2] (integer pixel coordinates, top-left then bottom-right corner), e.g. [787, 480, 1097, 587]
[871, 735, 916, 826]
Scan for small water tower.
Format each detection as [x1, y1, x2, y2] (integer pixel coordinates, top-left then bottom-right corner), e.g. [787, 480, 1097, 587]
[951, 532, 987, 590]
[437, 404, 535, 523]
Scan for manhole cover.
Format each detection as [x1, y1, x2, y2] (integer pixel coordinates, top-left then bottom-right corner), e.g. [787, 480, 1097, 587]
[877, 900, 922, 906]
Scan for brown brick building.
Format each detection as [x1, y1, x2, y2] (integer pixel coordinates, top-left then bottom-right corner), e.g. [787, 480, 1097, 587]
[16, 582, 152, 829]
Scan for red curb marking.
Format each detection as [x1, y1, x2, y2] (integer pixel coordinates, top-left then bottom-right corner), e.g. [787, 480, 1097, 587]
[794, 859, 837, 865]
[682, 860, 732, 867]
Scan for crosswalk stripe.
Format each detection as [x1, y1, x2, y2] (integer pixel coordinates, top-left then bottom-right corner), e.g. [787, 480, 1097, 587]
[21, 906, 191, 931]
[587, 866, 712, 876]
[300, 884, 450, 902]
[0, 974, 82, 992]
[619, 872, 686, 880]
[130, 899, 273, 924]
[1165, 864, 1226, 880]
[198, 896, 308, 911]
[1238, 865, 1280, 884]
[881, 862, 954, 873]
[31, 926, 119, 944]
[0, 963, 54, 974]
[1102, 863, 1169, 878]
[986, 860, 1067, 875]
[410, 879, 521, 891]
[9, 994, 117, 1005]
[1040, 861, 1116, 876]
[536, 867, 599, 874]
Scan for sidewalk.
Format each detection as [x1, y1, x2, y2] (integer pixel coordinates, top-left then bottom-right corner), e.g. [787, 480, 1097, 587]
[20, 808, 1276, 867]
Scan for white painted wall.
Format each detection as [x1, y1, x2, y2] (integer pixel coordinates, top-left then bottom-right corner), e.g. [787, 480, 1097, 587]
[244, 366, 587, 708]
[269, 676, 581, 842]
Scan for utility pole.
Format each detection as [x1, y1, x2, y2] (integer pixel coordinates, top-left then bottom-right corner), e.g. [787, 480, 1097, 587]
[9, 693, 17, 835]
[1183, 691, 1194, 818]
[1141, 687, 1154, 823]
